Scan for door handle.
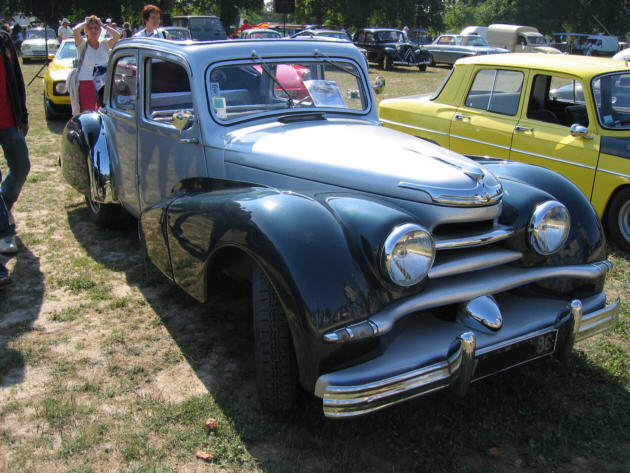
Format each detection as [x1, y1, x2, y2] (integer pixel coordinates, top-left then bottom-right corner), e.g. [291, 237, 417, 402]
[454, 114, 469, 120]
[515, 126, 533, 133]
[179, 137, 199, 145]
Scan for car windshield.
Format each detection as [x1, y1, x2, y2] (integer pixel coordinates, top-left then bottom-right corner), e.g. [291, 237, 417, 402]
[26, 28, 56, 40]
[376, 31, 404, 42]
[318, 31, 351, 40]
[245, 30, 281, 39]
[592, 72, 630, 129]
[166, 29, 192, 40]
[56, 41, 77, 60]
[525, 35, 547, 45]
[207, 59, 368, 123]
[459, 35, 488, 46]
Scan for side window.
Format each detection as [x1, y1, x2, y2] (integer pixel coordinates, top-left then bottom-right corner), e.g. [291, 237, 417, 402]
[146, 58, 192, 124]
[528, 74, 588, 126]
[465, 69, 523, 116]
[110, 55, 137, 112]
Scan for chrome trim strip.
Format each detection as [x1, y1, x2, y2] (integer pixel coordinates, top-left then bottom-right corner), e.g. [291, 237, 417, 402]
[429, 247, 523, 279]
[511, 148, 596, 170]
[323, 260, 612, 342]
[434, 225, 514, 250]
[575, 297, 620, 342]
[379, 118, 449, 136]
[598, 167, 630, 179]
[450, 134, 511, 151]
[322, 334, 468, 418]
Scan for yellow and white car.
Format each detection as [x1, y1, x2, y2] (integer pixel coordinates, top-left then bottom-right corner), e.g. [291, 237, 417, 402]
[43, 39, 76, 120]
[21, 27, 59, 62]
[379, 53, 630, 251]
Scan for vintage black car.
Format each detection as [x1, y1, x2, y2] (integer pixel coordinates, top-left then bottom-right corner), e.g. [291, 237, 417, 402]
[353, 27, 431, 71]
[60, 37, 618, 418]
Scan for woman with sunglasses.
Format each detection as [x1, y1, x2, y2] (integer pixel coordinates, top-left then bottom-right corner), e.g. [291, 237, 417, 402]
[72, 16, 120, 112]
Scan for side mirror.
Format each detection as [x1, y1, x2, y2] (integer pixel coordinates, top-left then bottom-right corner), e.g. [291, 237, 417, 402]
[570, 123, 592, 139]
[372, 76, 386, 94]
[173, 110, 195, 131]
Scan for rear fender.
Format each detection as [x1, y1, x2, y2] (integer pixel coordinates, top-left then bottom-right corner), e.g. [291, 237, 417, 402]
[60, 112, 116, 204]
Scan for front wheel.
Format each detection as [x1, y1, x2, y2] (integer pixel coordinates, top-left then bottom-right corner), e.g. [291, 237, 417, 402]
[383, 54, 393, 71]
[606, 187, 630, 251]
[85, 195, 120, 228]
[252, 264, 298, 412]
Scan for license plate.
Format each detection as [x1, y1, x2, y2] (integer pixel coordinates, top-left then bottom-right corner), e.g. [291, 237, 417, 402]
[473, 330, 557, 381]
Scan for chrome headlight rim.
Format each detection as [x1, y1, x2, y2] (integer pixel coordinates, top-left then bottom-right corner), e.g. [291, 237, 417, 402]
[528, 200, 571, 255]
[380, 223, 435, 287]
[54, 81, 68, 95]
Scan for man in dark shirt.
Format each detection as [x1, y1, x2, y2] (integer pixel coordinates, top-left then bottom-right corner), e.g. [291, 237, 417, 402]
[0, 28, 30, 286]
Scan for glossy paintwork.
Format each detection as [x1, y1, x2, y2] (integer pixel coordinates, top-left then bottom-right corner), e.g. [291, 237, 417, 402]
[61, 39, 613, 403]
[379, 54, 630, 223]
[424, 34, 508, 66]
[43, 39, 76, 115]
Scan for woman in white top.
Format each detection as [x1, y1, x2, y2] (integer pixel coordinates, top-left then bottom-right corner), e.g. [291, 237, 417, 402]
[72, 16, 120, 112]
[133, 4, 166, 38]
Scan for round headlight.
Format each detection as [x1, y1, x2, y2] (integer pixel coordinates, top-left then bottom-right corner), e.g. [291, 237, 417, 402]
[54, 81, 68, 95]
[381, 223, 435, 287]
[529, 201, 570, 255]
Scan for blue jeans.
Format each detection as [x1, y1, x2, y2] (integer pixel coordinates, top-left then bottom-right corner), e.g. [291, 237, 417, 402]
[0, 126, 30, 208]
[0, 168, 13, 239]
[0, 126, 29, 236]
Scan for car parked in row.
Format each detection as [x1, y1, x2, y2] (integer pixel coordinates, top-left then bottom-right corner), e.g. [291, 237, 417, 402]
[353, 27, 431, 71]
[43, 38, 75, 120]
[379, 53, 630, 251]
[239, 28, 282, 39]
[423, 34, 508, 66]
[60, 38, 618, 418]
[21, 26, 59, 62]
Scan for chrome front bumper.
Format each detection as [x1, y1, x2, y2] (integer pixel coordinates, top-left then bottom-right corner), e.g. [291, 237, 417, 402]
[315, 294, 620, 418]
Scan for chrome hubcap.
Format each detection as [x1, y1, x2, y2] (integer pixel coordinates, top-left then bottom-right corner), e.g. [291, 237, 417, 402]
[618, 199, 630, 242]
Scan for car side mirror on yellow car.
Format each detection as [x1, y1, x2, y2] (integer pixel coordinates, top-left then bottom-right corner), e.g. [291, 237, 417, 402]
[570, 123, 592, 139]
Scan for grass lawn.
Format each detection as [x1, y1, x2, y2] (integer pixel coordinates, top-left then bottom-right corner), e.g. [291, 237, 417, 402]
[0, 59, 628, 473]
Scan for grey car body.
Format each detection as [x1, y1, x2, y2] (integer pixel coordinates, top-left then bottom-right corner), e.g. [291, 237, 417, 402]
[425, 34, 509, 66]
[60, 37, 618, 418]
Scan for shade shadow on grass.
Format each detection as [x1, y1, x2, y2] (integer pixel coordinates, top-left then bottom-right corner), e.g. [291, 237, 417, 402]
[0, 242, 45, 387]
[66, 203, 630, 472]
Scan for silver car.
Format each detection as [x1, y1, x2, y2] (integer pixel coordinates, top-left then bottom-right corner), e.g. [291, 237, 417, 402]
[60, 38, 618, 418]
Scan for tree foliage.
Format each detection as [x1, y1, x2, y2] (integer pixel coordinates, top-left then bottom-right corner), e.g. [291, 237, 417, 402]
[1, 0, 628, 37]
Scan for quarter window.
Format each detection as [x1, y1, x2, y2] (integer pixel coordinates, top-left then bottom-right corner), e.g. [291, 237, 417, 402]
[145, 58, 192, 124]
[465, 69, 523, 116]
[110, 55, 137, 112]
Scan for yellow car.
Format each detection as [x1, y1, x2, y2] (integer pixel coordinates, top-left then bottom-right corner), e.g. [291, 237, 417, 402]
[379, 53, 630, 251]
[43, 39, 76, 120]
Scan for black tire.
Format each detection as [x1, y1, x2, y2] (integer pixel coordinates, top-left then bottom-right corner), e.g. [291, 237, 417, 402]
[85, 195, 120, 228]
[606, 187, 630, 251]
[44, 95, 57, 121]
[429, 54, 435, 67]
[418, 64, 427, 72]
[383, 54, 393, 71]
[252, 263, 298, 411]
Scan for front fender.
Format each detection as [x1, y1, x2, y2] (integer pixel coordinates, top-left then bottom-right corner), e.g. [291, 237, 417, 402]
[140, 180, 420, 389]
[60, 112, 116, 204]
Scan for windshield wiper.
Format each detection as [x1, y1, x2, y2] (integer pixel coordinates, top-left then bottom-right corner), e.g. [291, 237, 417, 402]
[317, 54, 361, 79]
[252, 51, 295, 107]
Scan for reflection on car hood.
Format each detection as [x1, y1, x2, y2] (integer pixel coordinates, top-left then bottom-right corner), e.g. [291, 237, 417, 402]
[223, 120, 501, 206]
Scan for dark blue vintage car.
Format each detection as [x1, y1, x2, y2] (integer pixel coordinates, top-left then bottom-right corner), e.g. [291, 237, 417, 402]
[353, 27, 432, 71]
[60, 37, 619, 418]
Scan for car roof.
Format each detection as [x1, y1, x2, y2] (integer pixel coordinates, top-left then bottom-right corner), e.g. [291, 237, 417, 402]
[360, 28, 400, 32]
[112, 37, 365, 64]
[456, 53, 630, 77]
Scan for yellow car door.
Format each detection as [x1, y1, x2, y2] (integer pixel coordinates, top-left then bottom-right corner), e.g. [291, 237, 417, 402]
[510, 73, 599, 199]
[449, 68, 526, 158]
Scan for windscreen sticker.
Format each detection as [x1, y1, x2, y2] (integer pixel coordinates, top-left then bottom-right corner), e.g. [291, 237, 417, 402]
[212, 96, 227, 119]
[303, 80, 346, 108]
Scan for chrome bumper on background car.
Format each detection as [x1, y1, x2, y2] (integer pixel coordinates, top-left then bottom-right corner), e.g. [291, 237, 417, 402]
[315, 288, 619, 418]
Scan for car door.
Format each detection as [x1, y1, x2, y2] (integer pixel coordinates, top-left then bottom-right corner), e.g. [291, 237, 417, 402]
[510, 73, 599, 198]
[105, 51, 140, 214]
[137, 53, 207, 210]
[449, 68, 525, 158]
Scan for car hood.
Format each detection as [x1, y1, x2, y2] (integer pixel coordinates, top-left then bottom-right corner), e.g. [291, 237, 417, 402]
[222, 120, 502, 206]
[47, 59, 73, 79]
[23, 39, 57, 47]
[534, 46, 562, 54]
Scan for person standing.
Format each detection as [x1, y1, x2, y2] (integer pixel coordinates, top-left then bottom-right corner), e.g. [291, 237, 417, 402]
[71, 16, 120, 113]
[121, 22, 133, 39]
[0, 27, 30, 283]
[57, 18, 73, 42]
[133, 5, 166, 38]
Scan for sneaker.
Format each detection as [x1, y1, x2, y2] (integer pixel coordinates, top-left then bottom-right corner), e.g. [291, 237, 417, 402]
[0, 235, 17, 254]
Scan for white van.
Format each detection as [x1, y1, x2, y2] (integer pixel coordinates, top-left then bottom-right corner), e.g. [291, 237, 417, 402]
[584, 34, 619, 56]
[487, 24, 561, 53]
[460, 26, 487, 40]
